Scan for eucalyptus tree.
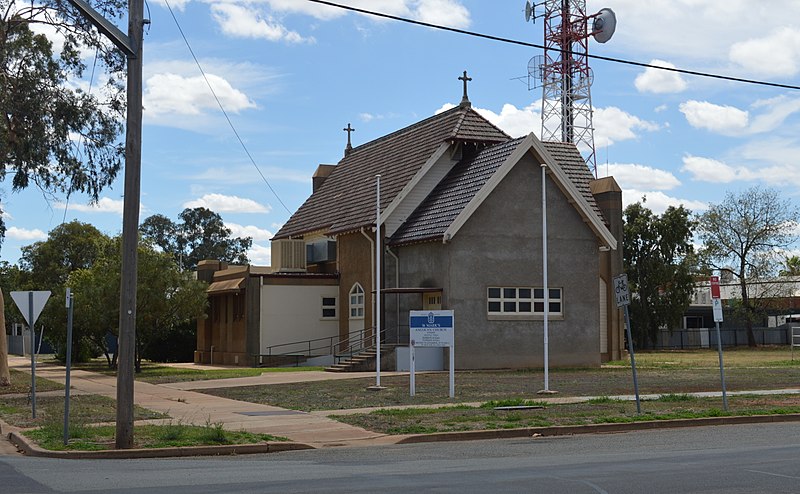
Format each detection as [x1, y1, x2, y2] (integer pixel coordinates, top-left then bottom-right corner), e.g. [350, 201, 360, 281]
[623, 201, 697, 347]
[0, 0, 127, 383]
[697, 186, 800, 346]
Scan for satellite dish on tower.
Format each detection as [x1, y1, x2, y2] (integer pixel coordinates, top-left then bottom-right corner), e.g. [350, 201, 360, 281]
[592, 8, 616, 43]
[525, 1, 533, 22]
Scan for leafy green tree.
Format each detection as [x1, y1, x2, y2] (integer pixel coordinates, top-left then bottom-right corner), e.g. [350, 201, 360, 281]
[140, 207, 252, 270]
[623, 201, 697, 348]
[17, 221, 112, 361]
[780, 256, 800, 276]
[68, 238, 208, 370]
[1, 0, 127, 380]
[697, 186, 800, 346]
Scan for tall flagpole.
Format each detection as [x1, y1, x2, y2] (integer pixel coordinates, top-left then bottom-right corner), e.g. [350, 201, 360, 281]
[541, 164, 550, 392]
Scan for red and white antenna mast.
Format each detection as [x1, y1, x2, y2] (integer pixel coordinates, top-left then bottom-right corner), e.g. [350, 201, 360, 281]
[525, 1, 616, 177]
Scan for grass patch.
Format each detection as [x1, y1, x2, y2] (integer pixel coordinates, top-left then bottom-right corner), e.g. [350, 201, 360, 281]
[655, 393, 696, 402]
[333, 394, 800, 434]
[480, 398, 547, 408]
[57, 359, 324, 384]
[23, 420, 287, 451]
[0, 394, 165, 429]
[0, 369, 64, 395]
[587, 396, 624, 404]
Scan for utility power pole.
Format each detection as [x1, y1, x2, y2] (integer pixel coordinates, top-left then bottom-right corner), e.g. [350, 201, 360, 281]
[67, 0, 145, 449]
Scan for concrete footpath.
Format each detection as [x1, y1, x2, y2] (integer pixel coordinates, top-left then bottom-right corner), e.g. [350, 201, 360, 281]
[3, 355, 800, 458]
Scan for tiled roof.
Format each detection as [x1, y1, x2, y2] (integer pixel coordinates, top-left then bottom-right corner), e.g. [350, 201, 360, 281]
[389, 138, 525, 246]
[273, 105, 509, 239]
[389, 139, 608, 246]
[540, 141, 605, 223]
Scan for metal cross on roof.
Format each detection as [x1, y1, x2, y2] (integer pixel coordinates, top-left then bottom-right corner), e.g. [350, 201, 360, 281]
[458, 70, 472, 107]
[343, 123, 356, 155]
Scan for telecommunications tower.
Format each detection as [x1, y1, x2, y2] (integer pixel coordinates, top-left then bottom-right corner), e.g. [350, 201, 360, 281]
[524, 1, 616, 176]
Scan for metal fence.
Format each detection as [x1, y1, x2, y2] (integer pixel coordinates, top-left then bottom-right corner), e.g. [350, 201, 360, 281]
[646, 327, 794, 350]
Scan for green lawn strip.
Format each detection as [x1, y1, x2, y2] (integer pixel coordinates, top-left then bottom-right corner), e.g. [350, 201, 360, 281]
[605, 347, 798, 369]
[198, 366, 800, 412]
[45, 359, 323, 384]
[23, 421, 287, 451]
[0, 394, 165, 429]
[0, 369, 64, 395]
[330, 394, 800, 434]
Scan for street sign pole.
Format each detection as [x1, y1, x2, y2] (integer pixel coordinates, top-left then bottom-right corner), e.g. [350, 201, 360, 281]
[29, 292, 36, 419]
[614, 274, 640, 413]
[11, 290, 51, 419]
[710, 275, 728, 411]
[64, 289, 74, 445]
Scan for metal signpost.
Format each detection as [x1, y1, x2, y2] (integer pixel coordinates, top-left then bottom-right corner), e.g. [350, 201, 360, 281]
[409, 310, 454, 398]
[613, 274, 640, 413]
[710, 275, 728, 411]
[64, 289, 75, 445]
[10, 291, 51, 418]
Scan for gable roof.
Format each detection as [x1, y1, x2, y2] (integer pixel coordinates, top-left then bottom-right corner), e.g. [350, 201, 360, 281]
[390, 134, 617, 250]
[273, 105, 509, 240]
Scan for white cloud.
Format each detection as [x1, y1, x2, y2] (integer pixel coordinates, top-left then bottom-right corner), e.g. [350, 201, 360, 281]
[261, 0, 471, 28]
[59, 197, 126, 215]
[211, 3, 315, 43]
[474, 104, 540, 139]
[143, 72, 256, 117]
[681, 156, 753, 183]
[654, 104, 668, 113]
[5, 227, 47, 241]
[593, 106, 659, 146]
[148, 0, 190, 10]
[1, 211, 12, 220]
[679, 100, 749, 134]
[730, 27, 800, 78]
[603, 164, 681, 191]
[227, 223, 273, 241]
[248, 243, 272, 266]
[184, 193, 270, 213]
[634, 60, 688, 94]
[622, 189, 708, 215]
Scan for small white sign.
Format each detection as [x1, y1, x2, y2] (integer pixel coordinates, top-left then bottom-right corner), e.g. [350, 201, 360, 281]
[712, 298, 724, 323]
[613, 274, 630, 308]
[409, 310, 455, 398]
[11, 291, 51, 326]
[410, 310, 454, 348]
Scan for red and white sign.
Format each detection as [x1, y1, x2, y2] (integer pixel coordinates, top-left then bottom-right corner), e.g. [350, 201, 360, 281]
[710, 276, 723, 322]
[710, 276, 721, 299]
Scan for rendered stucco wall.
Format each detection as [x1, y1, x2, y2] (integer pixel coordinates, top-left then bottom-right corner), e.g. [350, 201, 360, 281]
[260, 284, 340, 354]
[395, 154, 601, 368]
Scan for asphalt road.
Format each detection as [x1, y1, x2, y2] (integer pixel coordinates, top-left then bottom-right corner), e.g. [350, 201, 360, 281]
[2, 423, 799, 493]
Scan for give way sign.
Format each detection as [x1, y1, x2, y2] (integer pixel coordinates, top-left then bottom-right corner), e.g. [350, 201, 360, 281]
[11, 291, 52, 326]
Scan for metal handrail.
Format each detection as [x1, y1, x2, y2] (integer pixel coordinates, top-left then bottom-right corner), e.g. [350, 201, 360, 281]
[333, 327, 394, 364]
[252, 327, 386, 367]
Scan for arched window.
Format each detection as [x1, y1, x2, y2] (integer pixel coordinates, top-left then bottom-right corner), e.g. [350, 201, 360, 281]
[349, 283, 365, 319]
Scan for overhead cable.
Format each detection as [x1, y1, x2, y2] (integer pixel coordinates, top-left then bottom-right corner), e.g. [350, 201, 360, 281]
[305, 0, 800, 92]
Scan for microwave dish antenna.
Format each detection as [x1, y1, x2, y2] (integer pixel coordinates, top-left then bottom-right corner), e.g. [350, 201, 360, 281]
[592, 8, 616, 43]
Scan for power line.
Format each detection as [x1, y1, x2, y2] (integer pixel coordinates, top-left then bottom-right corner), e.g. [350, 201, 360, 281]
[164, 0, 292, 215]
[305, 0, 800, 92]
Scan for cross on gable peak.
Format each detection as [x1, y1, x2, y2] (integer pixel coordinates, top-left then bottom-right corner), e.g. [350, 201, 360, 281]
[459, 70, 472, 108]
[343, 123, 356, 156]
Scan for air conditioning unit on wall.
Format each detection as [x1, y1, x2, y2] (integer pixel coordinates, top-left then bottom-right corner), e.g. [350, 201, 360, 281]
[271, 239, 307, 272]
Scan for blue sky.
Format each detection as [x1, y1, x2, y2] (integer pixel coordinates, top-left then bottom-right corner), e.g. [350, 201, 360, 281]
[4, 0, 800, 265]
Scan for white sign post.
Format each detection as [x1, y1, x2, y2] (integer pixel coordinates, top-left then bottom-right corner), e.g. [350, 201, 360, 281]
[710, 275, 728, 410]
[613, 274, 640, 414]
[11, 290, 51, 419]
[409, 310, 454, 398]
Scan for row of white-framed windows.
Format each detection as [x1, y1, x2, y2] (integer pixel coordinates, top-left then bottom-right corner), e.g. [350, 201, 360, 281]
[349, 284, 365, 319]
[321, 296, 337, 319]
[487, 287, 562, 315]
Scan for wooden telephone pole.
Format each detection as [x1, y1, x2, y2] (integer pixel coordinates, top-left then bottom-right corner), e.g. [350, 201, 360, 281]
[67, 0, 144, 448]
